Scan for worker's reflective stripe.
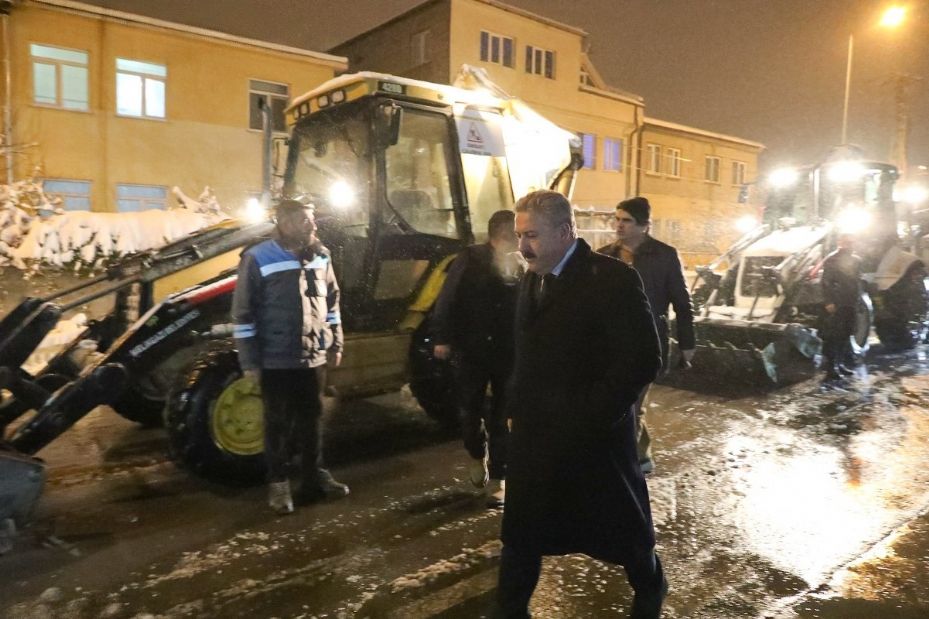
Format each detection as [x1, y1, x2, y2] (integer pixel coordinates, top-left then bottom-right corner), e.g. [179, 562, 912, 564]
[304, 255, 329, 270]
[326, 311, 341, 325]
[259, 260, 301, 277]
[233, 324, 257, 338]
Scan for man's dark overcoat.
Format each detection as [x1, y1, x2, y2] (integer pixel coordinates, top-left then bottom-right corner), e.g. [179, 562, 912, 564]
[501, 239, 662, 562]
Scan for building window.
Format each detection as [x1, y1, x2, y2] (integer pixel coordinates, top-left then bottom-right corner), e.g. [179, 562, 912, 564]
[30, 44, 89, 111]
[666, 148, 682, 178]
[116, 58, 166, 119]
[604, 138, 623, 172]
[732, 160, 746, 185]
[646, 144, 661, 174]
[249, 79, 289, 132]
[525, 45, 555, 78]
[411, 30, 430, 66]
[480, 31, 514, 68]
[43, 179, 91, 210]
[581, 133, 597, 169]
[116, 184, 167, 212]
[705, 156, 720, 183]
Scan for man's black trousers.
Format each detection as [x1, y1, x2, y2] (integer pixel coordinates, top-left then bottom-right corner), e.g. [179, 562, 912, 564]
[260, 367, 323, 483]
[822, 305, 856, 369]
[455, 357, 509, 479]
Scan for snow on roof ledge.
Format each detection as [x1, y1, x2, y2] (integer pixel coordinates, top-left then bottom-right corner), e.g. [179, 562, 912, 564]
[645, 117, 765, 150]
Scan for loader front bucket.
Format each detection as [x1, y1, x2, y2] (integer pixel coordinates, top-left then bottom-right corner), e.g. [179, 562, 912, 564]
[660, 318, 821, 392]
[0, 446, 45, 552]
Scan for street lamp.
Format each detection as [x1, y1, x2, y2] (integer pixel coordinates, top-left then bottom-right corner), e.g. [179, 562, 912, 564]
[840, 5, 907, 145]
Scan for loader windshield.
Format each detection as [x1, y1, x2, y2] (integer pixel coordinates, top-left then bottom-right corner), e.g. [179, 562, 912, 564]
[286, 108, 373, 236]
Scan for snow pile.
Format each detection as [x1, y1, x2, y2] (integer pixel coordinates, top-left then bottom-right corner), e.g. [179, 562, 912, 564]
[21, 313, 90, 375]
[0, 183, 229, 271]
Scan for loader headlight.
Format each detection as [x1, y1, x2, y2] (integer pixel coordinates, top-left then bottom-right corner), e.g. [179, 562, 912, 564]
[894, 185, 929, 206]
[826, 160, 866, 184]
[736, 215, 759, 233]
[768, 167, 799, 188]
[243, 197, 267, 224]
[834, 205, 871, 234]
[328, 180, 355, 209]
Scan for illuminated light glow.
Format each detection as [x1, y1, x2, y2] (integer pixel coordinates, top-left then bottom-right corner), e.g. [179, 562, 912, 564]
[895, 185, 929, 206]
[826, 160, 866, 184]
[880, 5, 907, 28]
[328, 180, 355, 209]
[835, 205, 873, 234]
[243, 197, 267, 224]
[768, 167, 799, 188]
[736, 215, 760, 233]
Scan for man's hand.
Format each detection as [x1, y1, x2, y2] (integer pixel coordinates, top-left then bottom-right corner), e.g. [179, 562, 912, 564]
[681, 348, 696, 364]
[433, 344, 452, 360]
[244, 369, 261, 383]
[825, 303, 837, 314]
[328, 351, 343, 367]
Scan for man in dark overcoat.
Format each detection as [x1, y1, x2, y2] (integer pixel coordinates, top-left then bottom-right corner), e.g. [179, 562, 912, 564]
[495, 190, 667, 618]
[598, 197, 695, 474]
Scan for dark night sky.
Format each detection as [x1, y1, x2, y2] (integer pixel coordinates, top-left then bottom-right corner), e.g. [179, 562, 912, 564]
[83, 0, 929, 173]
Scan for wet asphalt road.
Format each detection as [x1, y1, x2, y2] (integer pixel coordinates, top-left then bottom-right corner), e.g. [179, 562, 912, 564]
[2, 347, 929, 618]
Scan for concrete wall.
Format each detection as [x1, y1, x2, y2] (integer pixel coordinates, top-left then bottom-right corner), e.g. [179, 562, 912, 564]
[2, 2, 343, 212]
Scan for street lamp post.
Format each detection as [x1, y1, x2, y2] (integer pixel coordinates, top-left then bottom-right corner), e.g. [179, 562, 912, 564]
[841, 34, 853, 145]
[839, 5, 907, 147]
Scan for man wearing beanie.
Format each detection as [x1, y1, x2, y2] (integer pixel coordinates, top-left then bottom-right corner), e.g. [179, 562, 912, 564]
[598, 196, 695, 474]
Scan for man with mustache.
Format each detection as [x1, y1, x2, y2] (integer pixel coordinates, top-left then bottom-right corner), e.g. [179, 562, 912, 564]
[495, 190, 667, 618]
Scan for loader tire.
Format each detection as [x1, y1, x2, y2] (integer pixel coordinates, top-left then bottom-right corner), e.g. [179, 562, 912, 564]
[408, 322, 458, 428]
[165, 345, 265, 485]
[874, 263, 929, 351]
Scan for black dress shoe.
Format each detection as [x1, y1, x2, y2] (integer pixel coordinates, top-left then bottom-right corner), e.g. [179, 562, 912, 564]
[630, 573, 669, 619]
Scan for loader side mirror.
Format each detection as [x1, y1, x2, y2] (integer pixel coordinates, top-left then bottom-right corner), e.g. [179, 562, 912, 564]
[375, 102, 402, 149]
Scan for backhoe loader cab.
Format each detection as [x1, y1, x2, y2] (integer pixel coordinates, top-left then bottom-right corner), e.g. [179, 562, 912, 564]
[682, 153, 928, 389]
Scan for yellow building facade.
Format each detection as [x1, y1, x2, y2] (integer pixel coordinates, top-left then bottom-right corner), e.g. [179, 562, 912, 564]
[640, 118, 764, 265]
[332, 0, 764, 264]
[333, 0, 644, 210]
[0, 0, 346, 212]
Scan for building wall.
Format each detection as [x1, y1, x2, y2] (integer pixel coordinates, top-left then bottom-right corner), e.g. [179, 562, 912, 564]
[3, 2, 343, 212]
[333, 0, 641, 211]
[331, 1, 451, 84]
[448, 0, 639, 209]
[639, 124, 762, 266]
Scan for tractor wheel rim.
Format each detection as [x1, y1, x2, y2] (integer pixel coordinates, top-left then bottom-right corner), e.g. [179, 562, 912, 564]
[210, 377, 264, 456]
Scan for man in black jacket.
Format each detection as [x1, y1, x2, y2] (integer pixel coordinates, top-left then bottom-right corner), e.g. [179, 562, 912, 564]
[433, 210, 521, 507]
[598, 197, 695, 474]
[231, 200, 349, 515]
[496, 190, 666, 619]
[821, 233, 861, 382]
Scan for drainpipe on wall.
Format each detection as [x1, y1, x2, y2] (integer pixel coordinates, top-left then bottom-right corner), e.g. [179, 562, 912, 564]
[628, 103, 643, 198]
[1, 1, 13, 184]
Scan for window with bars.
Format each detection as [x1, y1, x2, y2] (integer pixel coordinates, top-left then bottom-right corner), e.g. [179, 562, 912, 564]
[479, 31, 514, 68]
[581, 133, 597, 170]
[603, 138, 623, 172]
[43, 179, 91, 210]
[31, 43, 89, 111]
[116, 58, 166, 119]
[666, 148, 682, 177]
[248, 79, 289, 132]
[732, 160, 746, 186]
[411, 30, 430, 66]
[116, 184, 168, 212]
[705, 156, 720, 183]
[525, 45, 555, 79]
[646, 144, 661, 174]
